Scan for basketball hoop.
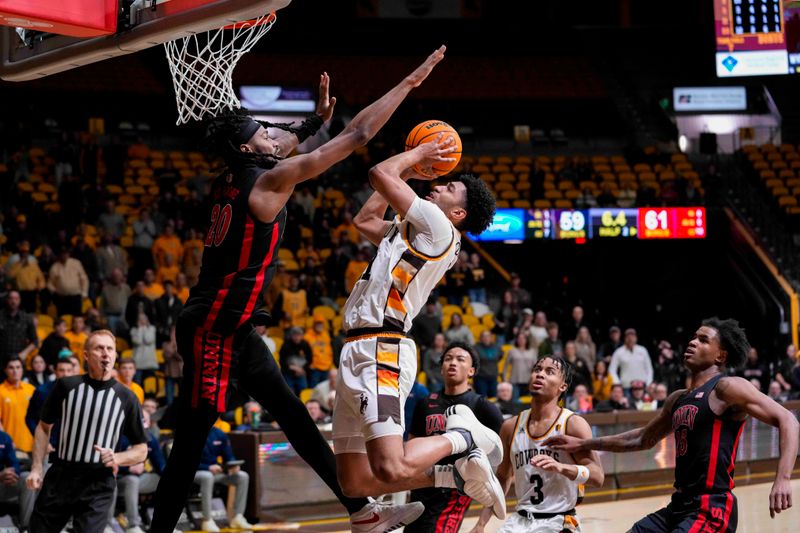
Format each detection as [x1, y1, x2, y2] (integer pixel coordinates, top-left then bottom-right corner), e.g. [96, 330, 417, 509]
[164, 11, 277, 125]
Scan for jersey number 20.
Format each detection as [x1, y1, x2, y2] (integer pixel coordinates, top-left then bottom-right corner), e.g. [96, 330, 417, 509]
[206, 204, 232, 247]
[529, 474, 544, 505]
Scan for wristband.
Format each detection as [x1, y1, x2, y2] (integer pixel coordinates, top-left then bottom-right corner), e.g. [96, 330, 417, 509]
[291, 113, 324, 143]
[574, 465, 590, 485]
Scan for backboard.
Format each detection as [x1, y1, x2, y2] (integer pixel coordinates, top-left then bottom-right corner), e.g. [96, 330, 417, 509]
[0, 0, 291, 82]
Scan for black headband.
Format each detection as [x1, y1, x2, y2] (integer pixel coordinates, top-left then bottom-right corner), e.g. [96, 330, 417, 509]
[231, 117, 262, 146]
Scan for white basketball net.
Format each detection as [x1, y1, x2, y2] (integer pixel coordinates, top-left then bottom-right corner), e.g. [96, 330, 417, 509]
[164, 13, 277, 125]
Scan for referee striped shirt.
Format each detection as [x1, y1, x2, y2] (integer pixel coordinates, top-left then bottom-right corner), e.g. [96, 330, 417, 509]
[40, 375, 146, 465]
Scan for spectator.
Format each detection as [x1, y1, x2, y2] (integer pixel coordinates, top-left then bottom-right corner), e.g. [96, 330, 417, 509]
[443, 254, 469, 305]
[574, 326, 597, 367]
[100, 268, 131, 335]
[130, 313, 158, 385]
[630, 380, 656, 411]
[4, 240, 39, 270]
[564, 340, 592, 394]
[332, 211, 360, 246]
[152, 221, 183, 271]
[175, 272, 190, 304]
[141, 397, 162, 440]
[444, 313, 474, 345]
[24, 355, 51, 387]
[421, 333, 447, 393]
[70, 234, 98, 288]
[7, 241, 45, 313]
[322, 240, 351, 298]
[410, 299, 442, 354]
[343, 249, 369, 295]
[277, 276, 308, 328]
[156, 253, 180, 285]
[562, 305, 588, 342]
[595, 384, 633, 412]
[310, 368, 338, 413]
[403, 379, 430, 440]
[566, 384, 593, 414]
[67, 353, 82, 375]
[117, 358, 145, 404]
[96, 200, 126, 240]
[0, 358, 36, 453]
[161, 328, 182, 406]
[235, 402, 269, 432]
[0, 291, 39, 367]
[194, 427, 252, 531]
[653, 382, 669, 408]
[495, 381, 523, 418]
[25, 358, 75, 454]
[182, 228, 204, 287]
[597, 325, 622, 362]
[132, 208, 157, 277]
[125, 282, 156, 329]
[141, 269, 164, 300]
[507, 272, 531, 309]
[279, 327, 312, 396]
[113, 410, 166, 533]
[591, 360, 614, 404]
[304, 316, 334, 387]
[95, 234, 128, 281]
[47, 247, 88, 317]
[253, 324, 277, 354]
[155, 280, 182, 343]
[608, 328, 653, 390]
[654, 340, 686, 393]
[537, 321, 563, 357]
[473, 330, 500, 398]
[738, 346, 769, 393]
[305, 399, 331, 425]
[491, 291, 518, 345]
[791, 355, 800, 397]
[39, 318, 70, 370]
[528, 311, 549, 346]
[503, 332, 537, 399]
[0, 429, 25, 524]
[774, 344, 798, 395]
[767, 380, 790, 403]
[465, 253, 487, 304]
[64, 315, 88, 369]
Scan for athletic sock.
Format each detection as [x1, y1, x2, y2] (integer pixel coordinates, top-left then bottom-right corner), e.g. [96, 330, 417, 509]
[433, 465, 459, 489]
[443, 428, 474, 455]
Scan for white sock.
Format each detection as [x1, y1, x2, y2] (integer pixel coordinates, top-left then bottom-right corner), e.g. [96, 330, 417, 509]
[433, 465, 458, 489]
[442, 430, 468, 455]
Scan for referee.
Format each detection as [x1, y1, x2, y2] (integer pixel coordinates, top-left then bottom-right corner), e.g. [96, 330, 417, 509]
[26, 329, 147, 533]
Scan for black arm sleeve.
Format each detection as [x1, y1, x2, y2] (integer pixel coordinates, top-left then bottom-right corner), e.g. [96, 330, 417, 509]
[475, 397, 505, 434]
[40, 379, 66, 425]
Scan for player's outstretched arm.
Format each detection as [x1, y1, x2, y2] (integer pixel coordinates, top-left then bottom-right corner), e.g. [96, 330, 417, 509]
[368, 134, 457, 217]
[544, 389, 684, 453]
[714, 376, 799, 518]
[470, 417, 517, 533]
[531, 415, 604, 487]
[271, 73, 336, 157]
[353, 167, 419, 246]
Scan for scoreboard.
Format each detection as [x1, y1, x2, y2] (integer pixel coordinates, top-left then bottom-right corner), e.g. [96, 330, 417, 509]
[470, 207, 706, 242]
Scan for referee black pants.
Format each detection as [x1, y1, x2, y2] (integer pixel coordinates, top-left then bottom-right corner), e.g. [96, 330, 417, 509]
[30, 462, 115, 533]
[150, 321, 369, 531]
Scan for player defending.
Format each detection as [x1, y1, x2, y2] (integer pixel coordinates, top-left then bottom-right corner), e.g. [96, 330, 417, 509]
[406, 342, 505, 532]
[152, 47, 448, 533]
[333, 135, 506, 516]
[546, 318, 799, 532]
[471, 356, 604, 533]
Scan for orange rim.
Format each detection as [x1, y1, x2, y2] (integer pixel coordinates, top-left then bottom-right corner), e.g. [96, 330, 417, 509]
[222, 11, 276, 30]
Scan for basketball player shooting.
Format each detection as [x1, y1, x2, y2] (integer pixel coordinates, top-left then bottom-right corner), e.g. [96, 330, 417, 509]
[151, 46, 451, 533]
[471, 356, 605, 533]
[545, 318, 799, 532]
[332, 134, 507, 518]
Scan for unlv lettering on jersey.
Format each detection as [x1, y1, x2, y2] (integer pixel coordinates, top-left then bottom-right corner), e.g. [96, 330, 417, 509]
[425, 414, 446, 435]
[201, 332, 222, 402]
[672, 404, 699, 431]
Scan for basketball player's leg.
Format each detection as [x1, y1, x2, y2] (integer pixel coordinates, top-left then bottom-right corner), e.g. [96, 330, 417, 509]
[150, 322, 220, 530]
[628, 505, 674, 533]
[236, 331, 369, 515]
[498, 513, 581, 533]
[670, 493, 737, 533]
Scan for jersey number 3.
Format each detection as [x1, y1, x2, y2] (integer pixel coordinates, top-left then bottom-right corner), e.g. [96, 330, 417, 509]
[529, 474, 544, 505]
[206, 204, 233, 247]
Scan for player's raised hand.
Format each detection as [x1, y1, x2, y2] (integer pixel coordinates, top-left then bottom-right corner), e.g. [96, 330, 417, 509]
[769, 477, 792, 518]
[406, 45, 446, 88]
[530, 455, 564, 475]
[316, 72, 336, 123]
[542, 434, 586, 453]
[412, 133, 457, 178]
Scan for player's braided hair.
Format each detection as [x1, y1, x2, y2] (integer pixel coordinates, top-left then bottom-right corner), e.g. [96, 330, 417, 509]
[457, 173, 496, 235]
[701, 317, 750, 370]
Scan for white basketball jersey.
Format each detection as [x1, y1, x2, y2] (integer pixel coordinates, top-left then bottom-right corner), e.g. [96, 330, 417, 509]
[344, 209, 459, 333]
[511, 408, 579, 514]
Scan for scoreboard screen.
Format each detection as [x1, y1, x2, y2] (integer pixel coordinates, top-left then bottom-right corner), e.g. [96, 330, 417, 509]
[470, 208, 706, 242]
[714, 0, 800, 76]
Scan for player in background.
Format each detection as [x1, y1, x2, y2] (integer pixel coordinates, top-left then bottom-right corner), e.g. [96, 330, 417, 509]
[471, 356, 604, 533]
[332, 135, 506, 518]
[406, 342, 504, 533]
[546, 318, 799, 532]
[151, 47, 448, 533]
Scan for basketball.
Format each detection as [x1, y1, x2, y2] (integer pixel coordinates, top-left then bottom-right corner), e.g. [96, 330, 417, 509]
[404, 120, 462, 177]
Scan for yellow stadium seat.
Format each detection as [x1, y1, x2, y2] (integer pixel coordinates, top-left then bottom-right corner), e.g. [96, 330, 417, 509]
[512, 200, 531, 208]
[312, 305, 336, 321]
[778, 195, 797, 207]
[120, 349, 133, 359]
[544, 190, 563, 200]
[554, 199, 573, 208]
[156, 349, 164, 365]
[500, 190, 520, 200]
[417, 372, 427, 387]
[37, 314, 53, 328]
[462, 314, 480, 327]
[495, 200, 510, 208]
[300, 388, 313, 403]
[533, 200, 552, 209]
[116, 338, 130, 352]
[37, 326, 52, 342]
